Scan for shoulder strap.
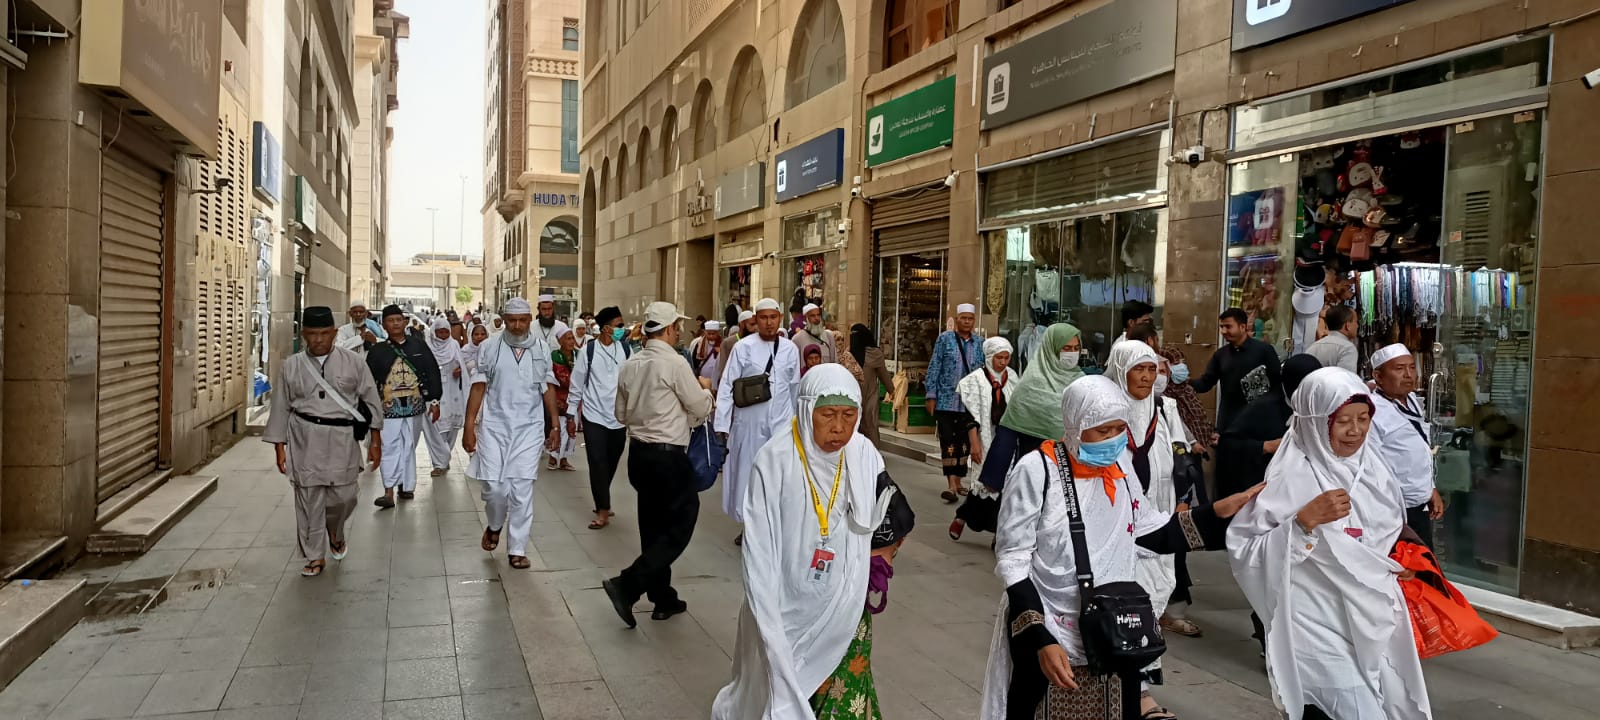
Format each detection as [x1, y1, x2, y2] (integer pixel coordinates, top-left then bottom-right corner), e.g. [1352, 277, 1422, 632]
[300, 354, 363, 421]
[765, 338, 777, 374]
[1045, 441, 1096, 595]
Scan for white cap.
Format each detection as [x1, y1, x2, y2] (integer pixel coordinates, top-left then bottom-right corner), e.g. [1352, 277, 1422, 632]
[350, 300, 368, 309]
[642, 301, 689, 332]
[703, 320, 723, 331]
[753, 298, 781, 312]
[956, 303, 976, 315]
[737, 310, 755, 323]
[502, 297, 532, 315]
[537, 294, 556, 304]
[1371, 343, 1412, 370]
[802, 303, 820, 315]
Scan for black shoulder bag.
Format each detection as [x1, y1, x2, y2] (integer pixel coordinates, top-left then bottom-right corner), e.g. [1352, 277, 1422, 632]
[732, 339, 779, 408]
[1047, 443, 1166, 677]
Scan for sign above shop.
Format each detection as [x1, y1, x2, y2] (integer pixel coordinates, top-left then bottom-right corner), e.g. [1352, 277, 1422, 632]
[1231, 0, 1418, 51]
[687, 188, 713, 227]
[79, 0, 223, 158]
[252, 123, 282, 205]
[981, 0, 1176, 131]
[775, 128, 845, 203]
[866, 77, 956, 168]
[293, 176, 318, 234]
[531, 193, 580, 207]
[715, 162, 765, 219]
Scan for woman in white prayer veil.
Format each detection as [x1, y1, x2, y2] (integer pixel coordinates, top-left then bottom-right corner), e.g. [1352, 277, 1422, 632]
[424, 317, 467, 475]
[1227, 368, 1430, 720]
[713, 364, 898, 720]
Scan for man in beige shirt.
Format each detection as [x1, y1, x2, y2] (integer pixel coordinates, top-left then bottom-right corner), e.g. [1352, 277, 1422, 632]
[603, 301, 715, 627]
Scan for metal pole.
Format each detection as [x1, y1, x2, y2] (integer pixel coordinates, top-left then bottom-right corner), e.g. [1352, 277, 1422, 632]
[426, 207, 440, 309]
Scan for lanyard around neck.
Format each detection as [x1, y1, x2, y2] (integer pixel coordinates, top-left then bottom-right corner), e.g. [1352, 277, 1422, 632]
[792, 418, 844, 539]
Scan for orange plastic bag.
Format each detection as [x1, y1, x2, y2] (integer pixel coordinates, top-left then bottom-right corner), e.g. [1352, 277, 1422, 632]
[1390, 541, 1499, 659]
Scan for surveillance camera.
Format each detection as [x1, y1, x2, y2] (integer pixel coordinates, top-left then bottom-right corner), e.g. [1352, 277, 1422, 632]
[1585, 68, 1600, 90]
[214, 177, 234, 190]
[1182, 145, 1207, 168]
[943, 171, 959, 188]
[764, 251, 779, 260]
[836, 221, 849, 234]
[850, 186, 861, 198]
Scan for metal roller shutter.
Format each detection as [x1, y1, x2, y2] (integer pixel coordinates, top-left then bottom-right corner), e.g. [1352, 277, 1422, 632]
[872, 189, 950, 257]
[97, 148, 165, 503]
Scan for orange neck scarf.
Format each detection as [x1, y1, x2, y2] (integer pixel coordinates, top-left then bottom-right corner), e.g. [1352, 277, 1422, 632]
[1042, 441, 1127, 504]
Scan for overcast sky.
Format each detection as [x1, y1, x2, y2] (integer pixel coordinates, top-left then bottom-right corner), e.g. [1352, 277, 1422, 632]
[386, 0, 486, 263]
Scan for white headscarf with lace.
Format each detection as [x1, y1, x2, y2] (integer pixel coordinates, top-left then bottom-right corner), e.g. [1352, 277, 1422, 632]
[426, 317, 461, 370]
[1105, 339, 1162, 439]
[1059, 375, 1130, 457]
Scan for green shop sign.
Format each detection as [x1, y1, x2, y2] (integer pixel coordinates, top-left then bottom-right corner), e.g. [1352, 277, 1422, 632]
[865, 76, 955, 168]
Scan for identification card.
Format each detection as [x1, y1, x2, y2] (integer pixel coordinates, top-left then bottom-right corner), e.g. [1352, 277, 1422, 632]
[1344, 527, 1364, 540]
[807, 542, 836, 584]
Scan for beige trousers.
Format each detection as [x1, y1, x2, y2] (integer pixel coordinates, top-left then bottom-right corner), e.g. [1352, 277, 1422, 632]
[295, 482, 360, 561]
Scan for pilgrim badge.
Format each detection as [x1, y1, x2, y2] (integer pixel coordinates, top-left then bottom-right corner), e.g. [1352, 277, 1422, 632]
[808, 542, 836, 584]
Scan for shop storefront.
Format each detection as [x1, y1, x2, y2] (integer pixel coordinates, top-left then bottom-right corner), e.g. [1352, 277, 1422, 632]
[978, 128, 1170, 372]
[1225, 36, 1549, 593]
[718, 227, 764, 313]
[868, 189, 951, 432]
[774, 129, 845, 313]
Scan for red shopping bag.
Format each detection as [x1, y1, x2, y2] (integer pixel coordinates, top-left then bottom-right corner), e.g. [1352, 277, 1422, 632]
[1390, 541, 1499, 659]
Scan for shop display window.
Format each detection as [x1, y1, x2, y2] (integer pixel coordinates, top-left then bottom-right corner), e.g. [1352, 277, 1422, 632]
[982, 207, 1164, 372]
[1223, 109, 1544, 592]
[782, 206, 842, 311]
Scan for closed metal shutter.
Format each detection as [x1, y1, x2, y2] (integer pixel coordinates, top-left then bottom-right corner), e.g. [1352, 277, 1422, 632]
[97, 148, 165, 502]
[872, 189, 950, 257]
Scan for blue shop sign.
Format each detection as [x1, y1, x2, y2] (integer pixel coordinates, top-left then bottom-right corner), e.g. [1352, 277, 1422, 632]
[774, 128, 844, 203]
[252, 122, 282, 204]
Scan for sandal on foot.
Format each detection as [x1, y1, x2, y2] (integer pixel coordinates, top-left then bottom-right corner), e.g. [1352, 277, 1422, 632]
[1160, 617, 1203, 638]
[559, 461, 575, 471]
[1141, 709, 1177, 720]
[948, 518, 965, 541]
[430, 467, 447, 477]
[330, 540, 348, 561]
[301, 561, 325, 577]
[508, 555, 531, 570]
[398, 490, 415, 500]
[940, 490, 959, 504]
[481, 527, 502, 552]
[957, 487, 970, 496]
[588, 511, 611, 530]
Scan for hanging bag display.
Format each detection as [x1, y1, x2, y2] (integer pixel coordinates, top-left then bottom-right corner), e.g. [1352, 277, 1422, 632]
[1046, 443, 1166, 677]
[732, 339, 779, 408]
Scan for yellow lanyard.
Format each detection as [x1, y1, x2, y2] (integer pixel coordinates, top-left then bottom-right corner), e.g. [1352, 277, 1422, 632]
[792, 419, 844, 539]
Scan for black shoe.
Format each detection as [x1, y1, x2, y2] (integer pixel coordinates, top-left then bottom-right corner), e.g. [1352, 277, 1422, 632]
[601, 578, 637, 628]
[374, 495, 395, 509]
[651, 600, 688, 621]
[398, 490, 415, 500]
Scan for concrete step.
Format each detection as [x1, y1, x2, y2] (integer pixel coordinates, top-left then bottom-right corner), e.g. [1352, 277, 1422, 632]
[877, 429, 942, 469]
[86, 475, 219, 554]
[1458, 584, 1600, 650]
[0, 536, 68, 582]
[95, 469, 174, 527]
[0, 579, 88, 688]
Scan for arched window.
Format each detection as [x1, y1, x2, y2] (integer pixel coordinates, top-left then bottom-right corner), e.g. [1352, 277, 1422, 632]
[786, 0, 846, 109]
[599, 158, 611, 209]
[660, 107, 680, 175]
[884, 0, 954, 69]
[616, 143, 631, 197]
[540, 217, 581, 254]
[727, 46, 767, 139]
[691, 80, 717, 159]
[636, 128, 651, 189]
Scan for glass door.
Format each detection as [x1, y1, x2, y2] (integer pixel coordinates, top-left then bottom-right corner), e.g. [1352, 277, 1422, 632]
[1429, 111, 1543, 593]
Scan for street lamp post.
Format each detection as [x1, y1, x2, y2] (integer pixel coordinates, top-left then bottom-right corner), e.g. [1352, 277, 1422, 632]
[426, 206, 440, 309]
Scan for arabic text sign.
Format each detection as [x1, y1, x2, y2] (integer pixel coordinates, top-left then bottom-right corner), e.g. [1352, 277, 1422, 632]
[981, 0, 1176, 130]
[715, 162, 766, 219]
[1232, 0, 1418, 50]
[866, 76, 956, 168]
[774, 129, 845, 204]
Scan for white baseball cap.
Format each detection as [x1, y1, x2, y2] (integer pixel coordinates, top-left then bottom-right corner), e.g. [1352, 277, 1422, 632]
[642, 301, 689, 332]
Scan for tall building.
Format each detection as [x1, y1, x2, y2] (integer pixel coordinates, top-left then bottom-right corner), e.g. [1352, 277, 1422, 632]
[284, 0, 359, 314]
[482, 0, 582, 315]
[352, 0, 410, 306]
[581, 0, 1600, 621]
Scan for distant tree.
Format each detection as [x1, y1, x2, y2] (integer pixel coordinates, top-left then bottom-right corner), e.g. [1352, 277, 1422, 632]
[454, 286, 473, 305]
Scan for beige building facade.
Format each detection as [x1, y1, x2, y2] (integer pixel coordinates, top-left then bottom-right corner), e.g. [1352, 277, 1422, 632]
[482, 0, 583, 313]
[351, 0, 409, 306]
[583, 0, 1600, 616]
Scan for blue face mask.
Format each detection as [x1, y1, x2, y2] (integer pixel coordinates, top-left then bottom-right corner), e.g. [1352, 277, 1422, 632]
[1170, 362, 1190, 384]
[1076, 434, 1128, 467]
[612, 327, 627, 341]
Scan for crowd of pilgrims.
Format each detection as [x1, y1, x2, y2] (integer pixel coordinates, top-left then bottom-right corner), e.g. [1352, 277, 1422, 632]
[283, 293, 1482, 720]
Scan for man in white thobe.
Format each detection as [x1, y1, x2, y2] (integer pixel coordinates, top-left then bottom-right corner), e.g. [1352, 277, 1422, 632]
[463, 297, 561, 569]
[335, 301, 381, 354]
[1369, 343, 1444, 548]
[715, 298, 801, 545]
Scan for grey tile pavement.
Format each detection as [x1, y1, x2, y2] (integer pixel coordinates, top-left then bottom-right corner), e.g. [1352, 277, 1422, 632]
[2, 434, 1596, 719]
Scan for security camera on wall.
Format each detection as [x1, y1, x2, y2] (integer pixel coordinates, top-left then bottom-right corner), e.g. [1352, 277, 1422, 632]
[1584, 68, 1600, 90]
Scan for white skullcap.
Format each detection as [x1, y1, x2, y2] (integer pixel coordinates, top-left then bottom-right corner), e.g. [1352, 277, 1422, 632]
[1371, 343, 1412, 370]
[704, 320, 723, 331]
[537, 294, 556, 304]
[737, 310, 755, 323]
[802, 303, 820, 315]
[350, 300, 369, 309]
[956, 303, 976, 315]
[753, 298, 782, 312]
[502, 297, 532, 315]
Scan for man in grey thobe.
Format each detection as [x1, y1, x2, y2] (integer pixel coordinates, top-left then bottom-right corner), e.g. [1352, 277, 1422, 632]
[265, 306, 385, 577]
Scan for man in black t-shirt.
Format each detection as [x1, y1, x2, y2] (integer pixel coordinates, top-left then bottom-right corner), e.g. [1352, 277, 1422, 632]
[366, 305, 443, 507]
[1187, 308, 1282, 438]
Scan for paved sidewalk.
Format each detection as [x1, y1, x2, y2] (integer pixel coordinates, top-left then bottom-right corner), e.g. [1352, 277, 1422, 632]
[1, 433, 1596, 719]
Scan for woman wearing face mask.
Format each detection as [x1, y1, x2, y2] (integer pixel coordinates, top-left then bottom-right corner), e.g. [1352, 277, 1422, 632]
[980, 377, 1262, 720]
[1158, 346, 1214, 453]
[974, 324, 1085, 495]
[949, 337, 1018, 541]
[1227, 368, 1431, 720]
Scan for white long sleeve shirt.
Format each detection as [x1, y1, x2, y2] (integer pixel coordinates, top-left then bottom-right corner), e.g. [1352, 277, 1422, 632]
[1371, 391, 1435, 507]
[570, 339, 628, 430]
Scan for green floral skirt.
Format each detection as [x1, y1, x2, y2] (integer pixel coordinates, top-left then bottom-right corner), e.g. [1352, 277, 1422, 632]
[809, 610, 882, 720]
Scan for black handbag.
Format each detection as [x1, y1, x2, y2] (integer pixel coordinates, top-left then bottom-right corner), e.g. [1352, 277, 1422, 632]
[1047, 443, 1166, 677]
[1159, 406, 1207, 507]
[732, 339, 779, 408]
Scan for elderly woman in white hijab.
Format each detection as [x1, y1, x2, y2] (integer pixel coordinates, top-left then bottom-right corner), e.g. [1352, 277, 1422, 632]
[424, 316, 468, 476]
[1227, 368, 1431, 720]
[980, 376, 1262, 720]
[712, 365, 903, 720]
[949, 336, 1017, 541]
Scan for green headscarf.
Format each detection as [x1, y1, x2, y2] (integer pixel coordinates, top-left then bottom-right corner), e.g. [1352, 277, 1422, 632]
[999, 323, 1085, 440]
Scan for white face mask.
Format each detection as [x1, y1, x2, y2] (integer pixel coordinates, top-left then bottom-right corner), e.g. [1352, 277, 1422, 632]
[1152, 375, 1170, 397]
[1058, 350, 1080, 368]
